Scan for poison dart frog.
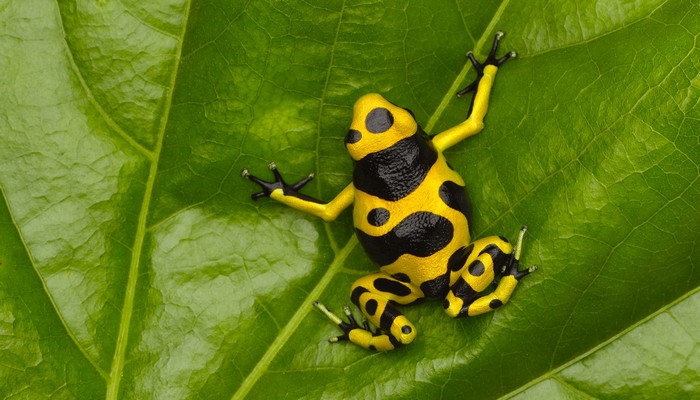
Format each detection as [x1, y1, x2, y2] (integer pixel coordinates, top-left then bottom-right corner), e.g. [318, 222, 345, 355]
[242, 32, 537, 351]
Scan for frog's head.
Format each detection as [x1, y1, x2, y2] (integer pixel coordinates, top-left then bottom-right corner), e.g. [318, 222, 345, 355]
[345, 93, 418, 161]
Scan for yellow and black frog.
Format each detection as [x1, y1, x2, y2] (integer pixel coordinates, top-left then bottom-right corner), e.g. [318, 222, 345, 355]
[243, 32, 537, 351]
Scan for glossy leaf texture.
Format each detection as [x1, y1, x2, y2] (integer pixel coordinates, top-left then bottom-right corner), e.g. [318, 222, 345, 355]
[0, 0, 698, 399]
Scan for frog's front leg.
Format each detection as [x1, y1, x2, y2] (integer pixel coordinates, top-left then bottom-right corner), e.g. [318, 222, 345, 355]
[315, 273, 424, 351]
[242, 163, 354, 221]
[444, 227, 537, 318]
[432, 31, 516, 152]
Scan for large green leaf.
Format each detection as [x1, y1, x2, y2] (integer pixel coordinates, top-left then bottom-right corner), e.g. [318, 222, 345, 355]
[1, 0, 698, 398]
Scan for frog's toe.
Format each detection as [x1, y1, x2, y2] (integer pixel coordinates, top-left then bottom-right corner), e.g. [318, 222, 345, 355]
[242, 163, 316, 200]
[456, 30, 517, 98]
[313, 302, 359, 341]
[313, 302, 404, 351]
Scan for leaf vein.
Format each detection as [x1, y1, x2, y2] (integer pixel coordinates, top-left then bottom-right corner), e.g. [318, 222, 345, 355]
[55, 1, 154, 159]
[0, 184, 109, 379]
[500, 286, 700, 399]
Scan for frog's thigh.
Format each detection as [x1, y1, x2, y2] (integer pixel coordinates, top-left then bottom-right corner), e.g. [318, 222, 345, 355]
[350, 273, 423, 344]
[443, 236, 514, 318]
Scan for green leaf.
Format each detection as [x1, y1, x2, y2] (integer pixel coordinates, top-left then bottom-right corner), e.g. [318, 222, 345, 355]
[1, 0, 698, 399]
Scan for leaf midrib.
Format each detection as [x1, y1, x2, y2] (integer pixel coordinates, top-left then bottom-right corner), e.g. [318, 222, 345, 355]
[104, 1, 193, 398]
[231, 1, 514, 396]
[316, 0, 347, 254]
[231, 236, 358, 400]
[424, 0, 511, 133]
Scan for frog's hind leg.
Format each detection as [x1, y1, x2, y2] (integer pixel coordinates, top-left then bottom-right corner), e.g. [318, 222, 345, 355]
[315, 273, 423, 351]
[443, 227, 537, 318]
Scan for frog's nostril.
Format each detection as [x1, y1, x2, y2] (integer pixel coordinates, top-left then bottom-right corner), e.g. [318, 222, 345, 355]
[346, 129, 362, 144]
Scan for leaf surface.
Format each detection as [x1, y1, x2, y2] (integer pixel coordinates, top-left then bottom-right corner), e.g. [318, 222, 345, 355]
[0, 0, 698, 399]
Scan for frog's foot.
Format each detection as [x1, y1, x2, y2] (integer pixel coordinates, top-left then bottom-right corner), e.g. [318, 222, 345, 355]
[501, 226, 539, 280]
[241, 162, 315, 201]
[456, 31, 517, 97]
[313, 302, 399, 351]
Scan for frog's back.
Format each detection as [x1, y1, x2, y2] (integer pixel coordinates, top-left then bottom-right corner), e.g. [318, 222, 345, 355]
[350, 127, 473, 296]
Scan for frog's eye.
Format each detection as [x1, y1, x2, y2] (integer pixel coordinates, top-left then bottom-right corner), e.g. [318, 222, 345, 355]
[346, 129, 362, 144]
[365, 108, 394, 133]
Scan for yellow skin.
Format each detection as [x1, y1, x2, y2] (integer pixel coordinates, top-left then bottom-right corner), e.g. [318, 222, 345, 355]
[244, 33, 536, 351]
